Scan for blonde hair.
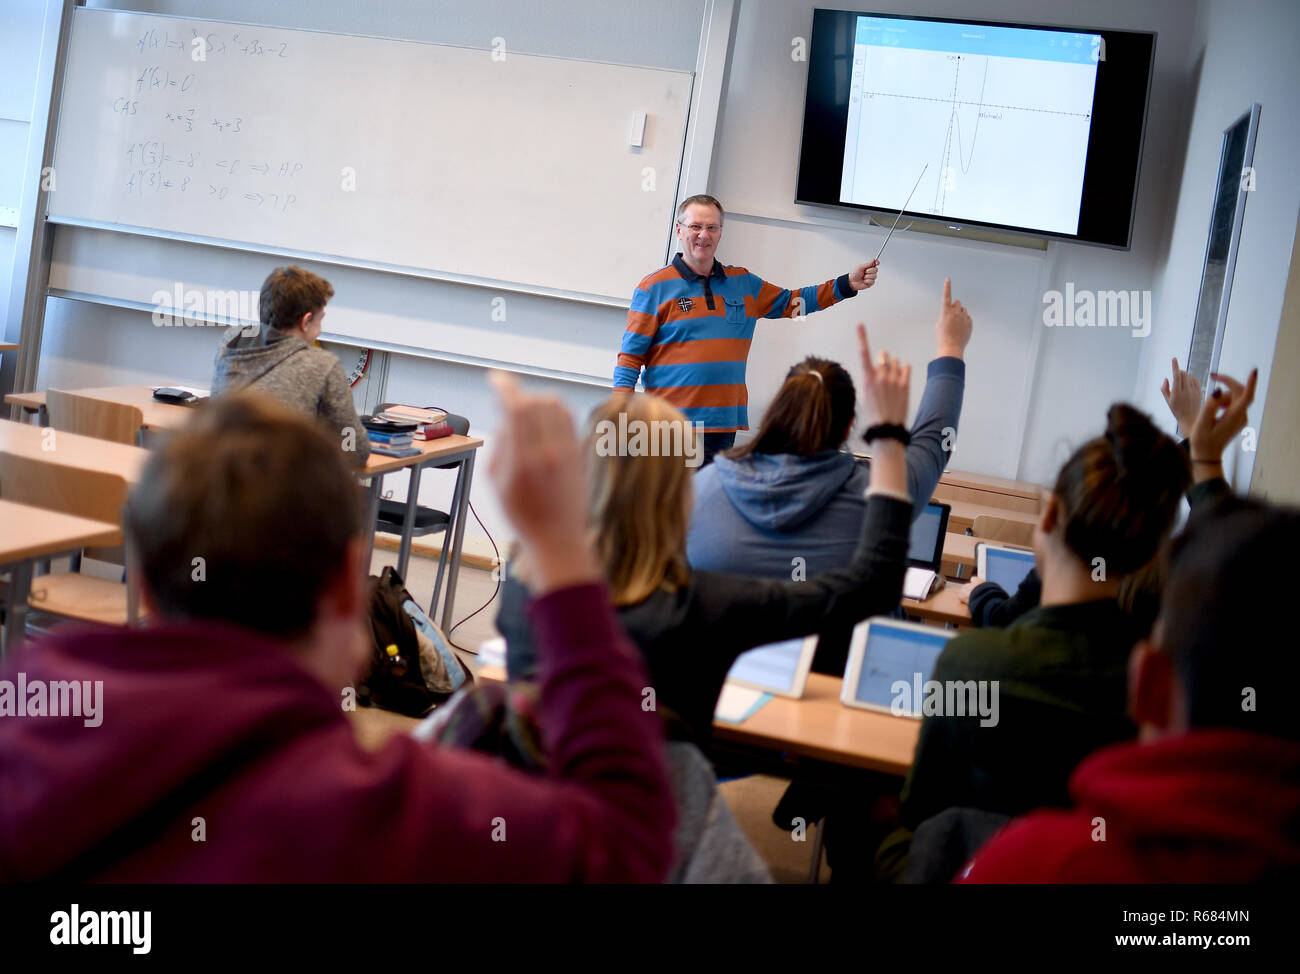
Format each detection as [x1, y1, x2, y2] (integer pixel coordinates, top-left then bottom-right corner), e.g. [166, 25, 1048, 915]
[586, 394, 696, 606]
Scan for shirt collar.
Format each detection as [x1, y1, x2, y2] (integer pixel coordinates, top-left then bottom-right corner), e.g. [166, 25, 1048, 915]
[672, 252, 726, 282]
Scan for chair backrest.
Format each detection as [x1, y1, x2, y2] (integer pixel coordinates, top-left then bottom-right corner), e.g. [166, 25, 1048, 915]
[46, 390, 144, 445]
[0, 452, 128, 559]
[971, 514, 1035, 548]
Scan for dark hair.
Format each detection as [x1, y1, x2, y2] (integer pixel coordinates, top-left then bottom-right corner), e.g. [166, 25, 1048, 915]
[259, 265, 334, 331]
[676, 194, 725, 223]
[1051, 404, 1191, 576]
[126, 391, 364, 637]
[1159, 500, 1300, 740]
[728, 357, 855, 460]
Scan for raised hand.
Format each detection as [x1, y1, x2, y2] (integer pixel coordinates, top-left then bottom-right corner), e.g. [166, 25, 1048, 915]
[849, 259, 880, 292]
[936, 277, 973, 360]
[857, 322, 911, 428]
[1160, 357, 1202, 437]
[1188, 368, 1258, 472]
[489, 371, 599, 593]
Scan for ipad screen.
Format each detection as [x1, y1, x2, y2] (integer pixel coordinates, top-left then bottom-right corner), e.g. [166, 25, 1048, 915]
[727, 637, 807, 695]
[854, 625, 949, 714]
[985, 547, 1036, 593]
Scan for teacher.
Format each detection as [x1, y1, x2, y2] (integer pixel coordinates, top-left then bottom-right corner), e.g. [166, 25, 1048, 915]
[612, 194, 879, 465]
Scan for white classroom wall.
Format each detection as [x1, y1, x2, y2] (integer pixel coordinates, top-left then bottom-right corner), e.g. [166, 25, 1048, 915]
[10, 0, 1300, 566]
[1131, 0, 1300, 490]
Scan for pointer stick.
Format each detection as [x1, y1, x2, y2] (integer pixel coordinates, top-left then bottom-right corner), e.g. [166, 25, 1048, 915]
[873, 164, 928, 262]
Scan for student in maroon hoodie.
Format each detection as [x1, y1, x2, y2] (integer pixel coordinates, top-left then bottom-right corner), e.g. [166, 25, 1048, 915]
[960, 495, 1300, 882]
[0, 382, 675, 882]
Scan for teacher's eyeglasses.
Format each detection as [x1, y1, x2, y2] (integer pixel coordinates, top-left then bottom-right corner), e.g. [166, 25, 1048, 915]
[679, 222, 722, 235]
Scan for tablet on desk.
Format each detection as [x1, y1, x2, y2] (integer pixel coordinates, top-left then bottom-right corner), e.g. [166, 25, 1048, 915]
[840, 618, 954, 717]
[907, 501, 951, 572]
[976, 542, 1036, 593]
[724, 634, 818, 699]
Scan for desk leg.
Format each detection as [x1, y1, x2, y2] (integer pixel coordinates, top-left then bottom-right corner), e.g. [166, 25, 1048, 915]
[808, 816, 827, 884]
[439, 450, 476, 632]
[363, 474, 383, 573]
[3, 562, 33, 660]
[396, 464, 423, 579]
[429, 453, 468, 622]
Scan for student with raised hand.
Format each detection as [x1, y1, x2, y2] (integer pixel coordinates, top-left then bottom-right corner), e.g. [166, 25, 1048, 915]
[687, 278, 970, 580]
[958, 360, 1259, 627]
[878, 403, 1193, 880]
[212, 265, 370, 465]
[960, 498, 1300, 883]
[498, 324, 916, 748]
[0, 389, 675, 882]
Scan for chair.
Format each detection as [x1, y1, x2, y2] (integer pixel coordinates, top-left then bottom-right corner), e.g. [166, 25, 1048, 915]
[46, 389, 145, 446]
[0, 452, 141, 627]
[971, 514, 1035, 548]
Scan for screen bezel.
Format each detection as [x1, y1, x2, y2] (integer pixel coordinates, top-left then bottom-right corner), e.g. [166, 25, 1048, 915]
[975, 541, 1037, 590]
[840, 617, 955, 716]
[795, 8, 1157, 250]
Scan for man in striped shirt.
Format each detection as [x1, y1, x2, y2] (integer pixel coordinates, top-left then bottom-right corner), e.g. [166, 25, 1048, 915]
[613, 194, 879, 464]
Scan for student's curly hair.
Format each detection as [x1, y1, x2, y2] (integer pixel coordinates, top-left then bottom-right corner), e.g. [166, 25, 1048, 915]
[1052, 404, 1191, 577]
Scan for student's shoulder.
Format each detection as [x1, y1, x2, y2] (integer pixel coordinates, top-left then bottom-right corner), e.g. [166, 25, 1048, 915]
[935, 626, 1023, 680]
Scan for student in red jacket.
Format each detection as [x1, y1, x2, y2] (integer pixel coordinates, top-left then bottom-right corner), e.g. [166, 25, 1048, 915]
[961, 374, 1300, 883]
[0, 384, 675, 883]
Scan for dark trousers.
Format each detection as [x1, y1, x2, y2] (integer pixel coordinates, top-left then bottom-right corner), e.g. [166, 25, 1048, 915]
[700, 431, 736, 467]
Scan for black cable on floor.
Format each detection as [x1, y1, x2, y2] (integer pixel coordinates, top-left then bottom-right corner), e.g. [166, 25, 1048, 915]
[445, 498, 501, 654]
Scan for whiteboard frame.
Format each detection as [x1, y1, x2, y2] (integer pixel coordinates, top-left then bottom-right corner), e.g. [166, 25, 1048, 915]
[6, 1, 734, 404]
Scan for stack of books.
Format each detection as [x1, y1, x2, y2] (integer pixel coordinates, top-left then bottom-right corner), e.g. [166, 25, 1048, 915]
[377, 405, 453, 441]
[362, 416, 421, 458]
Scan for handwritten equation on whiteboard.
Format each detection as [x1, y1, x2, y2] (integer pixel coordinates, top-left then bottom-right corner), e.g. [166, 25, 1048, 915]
[107, 27, 303, 214]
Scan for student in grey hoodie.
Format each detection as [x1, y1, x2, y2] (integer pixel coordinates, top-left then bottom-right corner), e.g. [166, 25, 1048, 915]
[686, 278, 971, 582]
[212, 265, 370, 465]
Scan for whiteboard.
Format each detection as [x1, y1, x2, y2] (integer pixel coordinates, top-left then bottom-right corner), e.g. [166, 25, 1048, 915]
[48, 8, 692, 302]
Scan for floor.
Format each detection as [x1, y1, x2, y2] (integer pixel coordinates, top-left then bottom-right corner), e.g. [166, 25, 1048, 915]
[382, 549, 831, 883]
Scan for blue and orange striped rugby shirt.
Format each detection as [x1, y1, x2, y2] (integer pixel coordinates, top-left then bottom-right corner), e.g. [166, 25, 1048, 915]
[612, 254, 858, 432]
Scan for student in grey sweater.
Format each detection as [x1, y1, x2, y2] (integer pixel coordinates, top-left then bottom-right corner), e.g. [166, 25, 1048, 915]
[212, 265, 370, 466]
[685, 278, 971, 582]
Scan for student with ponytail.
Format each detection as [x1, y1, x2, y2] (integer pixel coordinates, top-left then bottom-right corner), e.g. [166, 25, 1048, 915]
[686, 279, 970, 580]
[873, 403, 1193, 880]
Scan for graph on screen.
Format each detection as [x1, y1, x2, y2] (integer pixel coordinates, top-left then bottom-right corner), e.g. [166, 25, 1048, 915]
[840, 17, 1100, 235]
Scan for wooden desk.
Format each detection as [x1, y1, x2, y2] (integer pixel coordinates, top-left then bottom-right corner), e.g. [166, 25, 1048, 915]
[0, 342, 18, 353]
[714, 673, 920, 776]
[0, 499, 121, 657]
[935, 469, 1044, 515]
[361, 433, 485, 630]
[0, 418, 150, 483]
[6, 385, 197, 431]
[944, 500, 1039, 537]
[941, 532, 975, 575]
[6, 386, 486, 629]
[901, 582, 972, 627]
[475, 665, 920, 776]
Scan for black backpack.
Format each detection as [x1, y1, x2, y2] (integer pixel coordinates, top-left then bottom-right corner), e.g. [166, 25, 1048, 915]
[359, 566, 471, 716]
